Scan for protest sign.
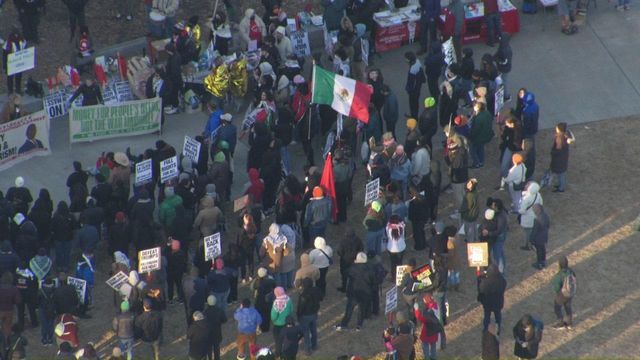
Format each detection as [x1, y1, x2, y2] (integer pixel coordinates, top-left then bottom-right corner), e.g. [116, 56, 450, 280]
[7, 47, 35, 76]
[182, 135, 201, 164]
[106, 271, 129, 291]
[138, 247, 161, 273]
[494, 85, 505, 115]
[67, 276, 87, 304]
[69, 97, 161, 143]
[467, 242, 489, 267]
[364, 178, 380, 207]
[43, 91, 67, 119]
[160, 156, 179, 183]
[385, 286, 398, 314]
[204, 233, 222, 261]
[234, 194, 248, 212]
[291, 31, 311, 57]
[135, 158, 153, 184]
[411, 264, 432, 282]
[102, 86, 119, 105]
[442, 38, 456, 66]
[0, 111, 51, 171]
[115, 81, 134, 102]
[396, 265, 408, 287]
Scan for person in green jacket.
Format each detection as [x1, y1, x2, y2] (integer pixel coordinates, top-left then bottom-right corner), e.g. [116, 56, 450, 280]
[271, 286, 293, 358]
[551, 256, 575, 330]
[469, 101, 495, 168]
[158, 187, 183, 230]
[459, 178, 479, 242]
[322, 0, 346, 32]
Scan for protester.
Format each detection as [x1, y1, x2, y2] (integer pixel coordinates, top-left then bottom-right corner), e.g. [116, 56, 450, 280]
[234, 298, 262, 360]
[363, 201, 386, 255]
[2, 28, 27, 94]
[308, 237, 333, 297]
[478, 264, 506, 333]
[187, 311, 211, 360]
[335, 252, 376, 331]
[459, 178, 479, 242]
[293, 253, 319, 290]
[551, 256, 576, 330]
[502, 153, 526, 212]
[414, 292, 443, 360]
[513, 314, 543, 359]
[386, 215, 406, 276]
[546, 122, 575, 193]
[530, 204, 550, 270]
[271, 286, 293, 358]
[112, 301, 135, 360]
[134, 298, 163, 360]
[518, 182, 543, 251]
[203, 295, 227, 360]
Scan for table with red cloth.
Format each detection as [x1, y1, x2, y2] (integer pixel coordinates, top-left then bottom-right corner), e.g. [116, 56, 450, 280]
[373, 6, 422, 52]
[438, 1, 520, 44]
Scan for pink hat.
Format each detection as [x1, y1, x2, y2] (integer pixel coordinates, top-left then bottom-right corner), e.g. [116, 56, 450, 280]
[171, 239, 180, 251]
[293, 75, 305, 84]
[274, 286, 286, 297]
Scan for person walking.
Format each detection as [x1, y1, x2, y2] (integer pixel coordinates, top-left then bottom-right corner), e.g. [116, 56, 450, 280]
[459, 179, 480, 242]
[134, 298, 163, 360]
[414, 292, 443, 360]
[279, 315, 304, 360]
[336, 229, 363, 293]
[513, 314, 543, 359]
[478, 264, 506, 334]
[483, 0, 501, 46]
[530, 204, 550, 270]
[335, 252, 376, 331]
[518, 182, 543, 251]
[187, 311, 212, 360]
[546, 122, 575, 193]
[494, 34, 512, 99]
[234, 298, 262, 360]
[112, 300, 135, 360]
[383, 86, 400, 138]
[551, 256, 576, 330]
[486, 198, 508, 274]
[270, 287, 293, 358]
[251, 268, 275, 333]
[405, 52, 426, 119]
[469, 101, 495, 168]
[418, 0, 440, 55]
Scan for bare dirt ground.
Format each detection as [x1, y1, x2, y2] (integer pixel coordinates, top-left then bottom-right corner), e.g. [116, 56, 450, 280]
[15, 115, 640, 359]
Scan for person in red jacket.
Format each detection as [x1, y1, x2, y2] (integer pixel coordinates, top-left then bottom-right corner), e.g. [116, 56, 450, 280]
[414, 292, 443, 360]
[54, 313, 79, 348]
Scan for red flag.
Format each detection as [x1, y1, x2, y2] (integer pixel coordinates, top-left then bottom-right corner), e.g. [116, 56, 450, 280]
[320, 153, 338, 222]
[117, 53, 128, 80]
[94, 64, 107, 86]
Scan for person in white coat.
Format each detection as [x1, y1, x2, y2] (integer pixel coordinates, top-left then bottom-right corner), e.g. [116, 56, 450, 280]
[501, 153, 526, 212]
[273, 26, 293, 65]
[239, 8, 266, 50]
[518, 181, 543, 251]
[386, 215, 407, 278]
[309, 237, 333, 297]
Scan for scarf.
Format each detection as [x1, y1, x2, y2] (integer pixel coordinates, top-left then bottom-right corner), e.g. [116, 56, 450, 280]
[273, 291, 289, 313]
[81, 254, 95, 273]
[29, 255, 52, 281]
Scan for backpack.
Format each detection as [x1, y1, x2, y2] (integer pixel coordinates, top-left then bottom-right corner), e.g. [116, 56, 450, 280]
[561, 270, 577, 298]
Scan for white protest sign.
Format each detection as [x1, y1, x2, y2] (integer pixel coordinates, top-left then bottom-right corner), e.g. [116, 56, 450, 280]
[67, 276, 87, 304]
[291, 31, 311, 57]
[396, 265, 408, 287]
[287, 18, 298, 34]
[43, 91, 67, 120]
[442, 38, 456, 66]
[138, 247, 162, 273]
[182, 136, 201, 164]
[467, 242, 489, 267]
[102, 86, 118, 105]
[135, 159, 153, 185]
[7, 47, 35, 76]
[364, 177, 380, 207]
[204, 233, 222, 261]
[385, 286, 398, 314]
[160, 156, 179, 183]
[115, 81, 134, 102]
[106, 271, 129, 291]
[494, 85, 505, 115]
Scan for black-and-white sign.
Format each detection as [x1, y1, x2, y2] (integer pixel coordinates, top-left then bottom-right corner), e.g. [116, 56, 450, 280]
[204, 233, 222, 261]
[7, 47, 35, 76]
[67, 276, 87, 304]
[102, 86, 118, 105]
[494, 85, 505, 115]
[160, 156, 179, 184]
[385, 286, 398, 314]
[442, 38, 456, 66]
[138, 247, 161, 273]
[291, 31, 311, 58]
[182, 136, 201, 164]
[396, 265, 408, 287]
[106, 271, 129, 291]
[135, 159, 153, 185]
[364, 178, 380, 207]
[115, 81, 133, 102]
[43, 91, 67, 120]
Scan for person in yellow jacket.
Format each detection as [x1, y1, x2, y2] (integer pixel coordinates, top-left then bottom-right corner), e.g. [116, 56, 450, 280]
[204, 56, 229, 110]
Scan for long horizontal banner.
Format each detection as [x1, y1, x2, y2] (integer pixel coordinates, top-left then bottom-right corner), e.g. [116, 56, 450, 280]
[69, 97, 161, 143]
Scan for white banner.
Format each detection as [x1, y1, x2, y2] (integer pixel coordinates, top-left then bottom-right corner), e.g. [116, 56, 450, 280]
[106, 271, 129, 291]
[0, 111, 51, 171]
[67, 276, 87, 304]
[160, 156, 179, 184]
[135, 158, 153, 185]
[7, 47, 35, 76]
[182, 136, 201, 164]
[138, 247, 161, 273]
[364, 178, 380, 207]
[204, 233, 222, 261]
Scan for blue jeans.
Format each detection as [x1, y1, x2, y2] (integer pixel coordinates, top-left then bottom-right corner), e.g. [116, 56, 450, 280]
[366, 229, 385, 255]
[448, 270, 460, 286]
[39, 309, 54, 343]
[55, 241, 72, 271]
[485, 12, 502, 44]
[490, 234, 506, 274]
[553, 171, 567, 191]
[212, 290, 229, 312]
[299, 314, 318, 352]
[280, 146, 291, 175]
[470, 142, 485, 167]
[119, 337, 134, 360]
[422, 341, 437, 360]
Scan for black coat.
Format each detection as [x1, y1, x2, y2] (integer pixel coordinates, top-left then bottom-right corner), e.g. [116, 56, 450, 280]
[513, 318, 542, 359]
[280, 325, 304, 358]
[53, 283, 79, 314]
[203, 305, 227, 344]
[478, 266, 506, 311]
[446, 147, 469, 184]
[482, 330, 500, 360]
[297, 284, 321, 317]
[134, 310, 163, 342]
[346, 263, 376, 300]
[550, 134, 570, 174]
[187, 319, 211, 359]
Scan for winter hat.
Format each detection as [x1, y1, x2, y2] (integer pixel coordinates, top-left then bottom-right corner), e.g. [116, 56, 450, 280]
[424, 97, 436, 108]
[115, 211, 126, 223]
[214, 152, 226, 163]
[128, 270, 140, 285]
[277, 75, 290, 91]
[257, 267, 268, 278]
[406, 118, 417, 130]
[220, 113, 232, 122]
[371, 200, 382, 213]
[112, 347, 123, 358]
[114, 152, 130, 167]
[485, 209, 495, 220]
[355, 252, 367, 264]
[512, 153, 524, 164]
[14, 176, 24, 187]
[245, 8, 255, 18]
[314, 237, 326, 249]
[215, 258, 224, 270]
[312, 186, 324, 198]
[171, 239, 180, 251]
[206, 183, 217, 197]
[86, 196, 95, 205]
[218, 140, 230, 150]
[193, 311, 205, 321]
[207, 295, 216, 306]
[435, 221, 445, 234]
[275, 26, 286, 36]
[274, 286, 285, 297]
[120, 300, 130, 312]
[293, 75, 305, 84]
[179, 172, 190, 183]
[269, 223, 280, 237]
[165, 186, 175, 197]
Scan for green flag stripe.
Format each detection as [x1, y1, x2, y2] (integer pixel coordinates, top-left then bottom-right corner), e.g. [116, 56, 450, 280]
[311, 66, 335, 105]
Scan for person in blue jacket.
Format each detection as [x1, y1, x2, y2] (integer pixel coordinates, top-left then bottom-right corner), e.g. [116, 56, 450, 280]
[521, 92, 539, 140]
[75, 251, 95, 318]
[203, 101, 223, 141]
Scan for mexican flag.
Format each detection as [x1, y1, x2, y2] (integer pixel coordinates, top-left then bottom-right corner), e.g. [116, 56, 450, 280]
[311, 65, 373, 123]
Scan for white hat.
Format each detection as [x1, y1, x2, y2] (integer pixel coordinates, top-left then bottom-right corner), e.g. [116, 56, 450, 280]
[13, 213, 25, 226]
[275, 26, 286, 36]
[193, 311, 205, 321]
[355, 252, 367, 264]
[485, 209, 495, 220]
[207, 295, 216, 306]
[257, 267, 268, 278]
[14, 176, 24, 187]
[114, 152, 130, 167]
[220, 113, 232, 122]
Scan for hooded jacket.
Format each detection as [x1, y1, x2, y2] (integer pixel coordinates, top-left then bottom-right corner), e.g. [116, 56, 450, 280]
[389, 152, 412, 182]
[494, 34, 512, 74]
[346, 262, 376, 299]
[193, 196, 223, 237]
[187, 318, 211, 359]
[239, 9, 266, 45]
[518, 182, 543, 228]
[309, 237, 333, 269]
[478, 265, 506, 310]
[134, 309, 163, 342]
[294, 253, 320, 288]
[234, 306, 262, 334]
[521, 93, 539, 139]
[158, 194, 183, 227]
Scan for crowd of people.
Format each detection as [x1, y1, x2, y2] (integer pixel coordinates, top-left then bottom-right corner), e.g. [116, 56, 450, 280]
[0, 0, 585, 359]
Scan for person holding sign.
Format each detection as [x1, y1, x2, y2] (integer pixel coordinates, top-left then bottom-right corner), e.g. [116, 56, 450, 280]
[386, 215, 407, 278]
[414, 292, 443, 360]
[2, 27, 27, 94]
[75, 251, 95, 317]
